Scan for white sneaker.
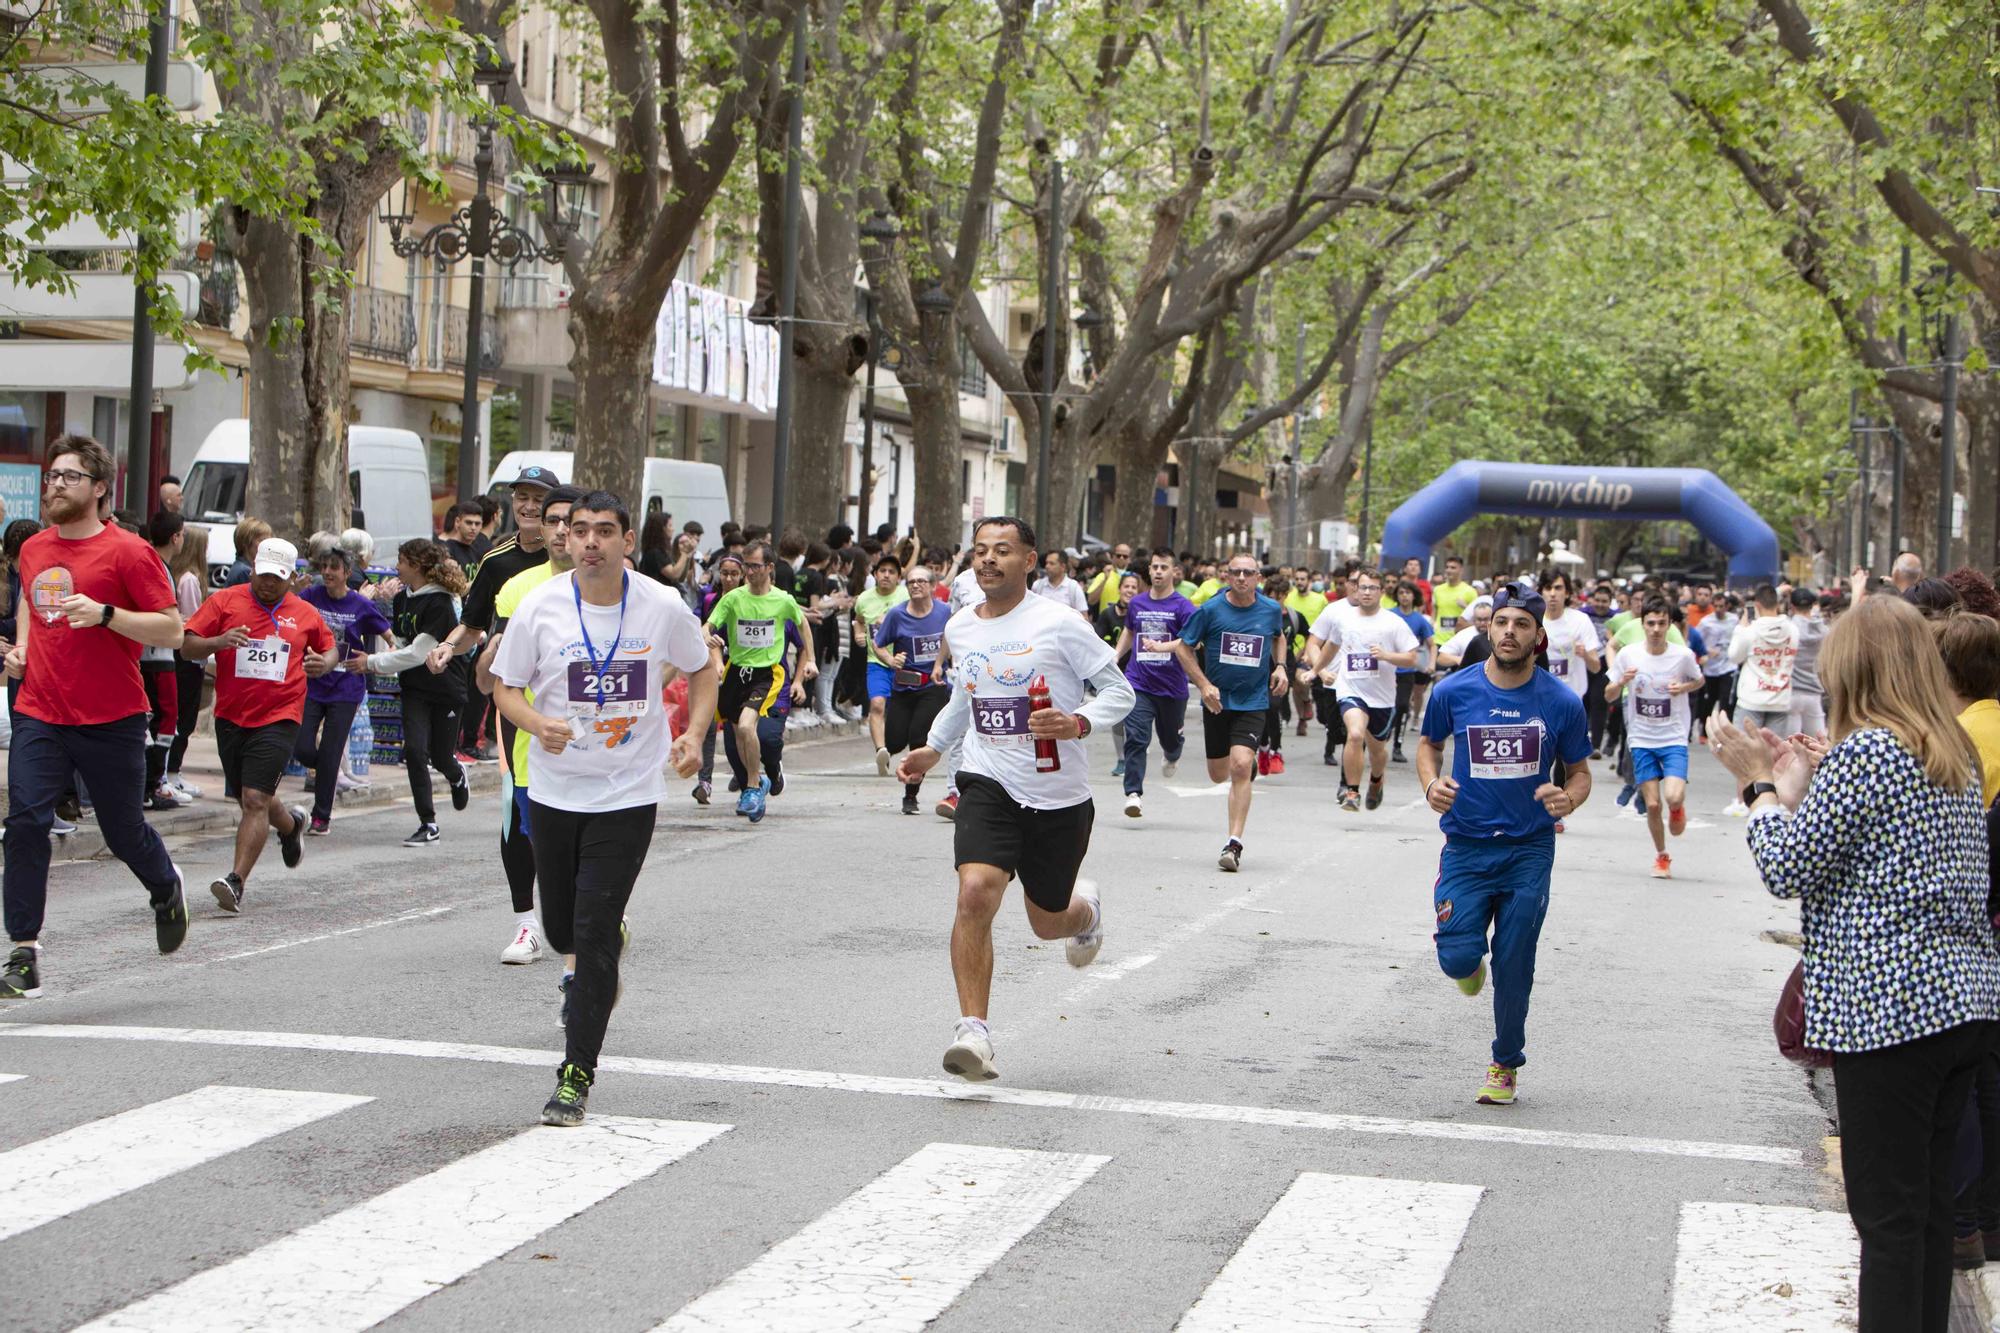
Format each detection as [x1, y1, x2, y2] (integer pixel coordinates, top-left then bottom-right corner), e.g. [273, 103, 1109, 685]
[500, 922, 543, 964]
[1162, 757, 1178, 779]
[1123, 794, 1142, 818]
[1066, 892, 1103, 968]
[876, 746, 891, 776]
[1723, 800, 1750, 818]
[942, 1024, 998, 1082]
[167, 775, 204, 799]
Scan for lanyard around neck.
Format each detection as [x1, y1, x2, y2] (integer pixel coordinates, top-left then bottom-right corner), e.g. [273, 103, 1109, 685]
[573, 573, 629, 710]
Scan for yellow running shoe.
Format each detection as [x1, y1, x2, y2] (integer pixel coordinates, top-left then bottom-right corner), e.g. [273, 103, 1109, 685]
[1477, 1063, 1517, 1106]
[1455, 961, 1487, 997]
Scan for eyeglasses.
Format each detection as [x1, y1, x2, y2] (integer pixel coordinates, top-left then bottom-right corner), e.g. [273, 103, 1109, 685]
[744, 561, 771, 570]
[545, 514, 571, 529]
[1227, 568, 1259, 577]
[44, 468, 95, 489]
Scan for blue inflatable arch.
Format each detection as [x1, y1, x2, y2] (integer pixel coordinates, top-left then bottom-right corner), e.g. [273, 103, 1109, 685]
[1378, 461, 1781, 588]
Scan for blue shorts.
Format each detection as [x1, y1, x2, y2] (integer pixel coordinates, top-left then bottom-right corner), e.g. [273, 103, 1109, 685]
[867, 662, 895, 701]
[1338, 697, 1395, 741]
[1632, 745, 1689, 786]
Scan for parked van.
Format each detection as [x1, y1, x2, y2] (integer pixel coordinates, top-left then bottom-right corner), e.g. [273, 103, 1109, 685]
[183, 420, 435, 580]
[484, 451, 731, 553]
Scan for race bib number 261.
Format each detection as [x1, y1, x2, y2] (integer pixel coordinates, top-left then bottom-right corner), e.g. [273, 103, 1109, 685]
[1465, 723, 1541, 780]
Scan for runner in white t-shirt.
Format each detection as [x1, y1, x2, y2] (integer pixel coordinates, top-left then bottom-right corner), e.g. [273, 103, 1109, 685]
[1297, 568, 1418, 811]
[899, 515, 1134, 1083]
[1602, 596, 1702, 880]
[1539, 571, 1601, 701]
[491, 491, 716, 1126]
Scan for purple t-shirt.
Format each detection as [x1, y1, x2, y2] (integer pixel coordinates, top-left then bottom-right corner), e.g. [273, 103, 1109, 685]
[300, 583, 393, 704]
[1124, 591, 1197, 696]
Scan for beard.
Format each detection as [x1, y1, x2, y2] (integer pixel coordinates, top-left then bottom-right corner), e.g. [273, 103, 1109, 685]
[43, 489, 92, 525]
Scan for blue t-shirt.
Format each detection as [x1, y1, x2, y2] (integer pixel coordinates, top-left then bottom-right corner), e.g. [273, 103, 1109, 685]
[874, 601, 952, 689]
[1123, 590, 1197, 697]
[1422, 663, 1590, 841]
[1180, 593, 1284, 713]
[300, 583, 392, 705]
[1393, 608, 1433, 675]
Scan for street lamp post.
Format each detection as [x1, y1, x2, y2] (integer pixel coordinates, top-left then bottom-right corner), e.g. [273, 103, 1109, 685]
[379, 61, 591, 504]
[856, 209, 901, 535]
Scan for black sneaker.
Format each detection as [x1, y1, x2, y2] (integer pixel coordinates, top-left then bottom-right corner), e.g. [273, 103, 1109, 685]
[155, 866, 189, 953]
[1391, 743, 1407, 764]
[767, 763, 784, 797]
[451, 777, 470, 812]
[278, 807, 307, 868]
[901, 793, 920, 815]
[209, 872, 244, 914]
[541, 1062, 592, 1126]
[557, 972, 572, 1029]
[1366, 777, 1385, 810]
[1218, 839, 1243, 873]
[403, 823, 440, 847]
[1, 944, 42, 998]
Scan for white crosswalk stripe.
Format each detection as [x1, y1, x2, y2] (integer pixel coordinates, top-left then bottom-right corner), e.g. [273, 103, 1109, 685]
[80, 1115, 731, 1332]
[0, 1073, 23, 1085]
[1668, 1200, 1858, 1331]
[656, 1141, 1107, 1332]
[1176, 1173, 1485, 1331]
[0, 1085, 368, 1243]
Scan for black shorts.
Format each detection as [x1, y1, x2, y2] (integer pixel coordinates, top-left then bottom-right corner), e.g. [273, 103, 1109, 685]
[717, 663, 786, 721]
[885, 685, 951, 755]
[1337, 697, 1396, 741]
[215, 718, 300, 799]
[1202, 707, 1265, 760]
[952, 772, 1094, 913]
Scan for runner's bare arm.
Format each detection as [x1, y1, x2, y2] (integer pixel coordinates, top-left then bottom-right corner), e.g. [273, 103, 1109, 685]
[177, 626, 252, 661]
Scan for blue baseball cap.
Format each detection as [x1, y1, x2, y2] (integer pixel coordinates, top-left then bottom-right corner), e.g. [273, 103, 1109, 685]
[1491, 580, 1546, 624]
[512, 465, 560, 491]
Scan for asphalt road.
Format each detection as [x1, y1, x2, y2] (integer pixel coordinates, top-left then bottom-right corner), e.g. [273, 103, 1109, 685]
[0, 723, 1852, 1331]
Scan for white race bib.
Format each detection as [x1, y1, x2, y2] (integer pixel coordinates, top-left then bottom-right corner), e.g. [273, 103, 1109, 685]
[235, 636, 290, 682]
[735, 618, 776, 650]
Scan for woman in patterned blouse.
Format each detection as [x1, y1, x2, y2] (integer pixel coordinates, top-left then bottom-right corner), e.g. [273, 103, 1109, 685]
[1713, 594, 2000, 1333]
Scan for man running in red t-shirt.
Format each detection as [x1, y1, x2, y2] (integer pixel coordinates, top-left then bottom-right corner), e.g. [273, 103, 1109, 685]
[180, 537, 337, 912]
[2, 436, 192, 1000]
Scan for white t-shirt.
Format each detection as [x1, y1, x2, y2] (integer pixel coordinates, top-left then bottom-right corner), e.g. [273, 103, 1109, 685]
[1307, 602, 1417, 708]
[1543, 607, 1601, 698]
[949, 567, 986, 614]
[941, 593, 1119, 809]
[1440, 625, 1481, 664]
[492, 571, 712, 813]
[1614, 642, 1702, 748]
[1030, 576, 1089, 615]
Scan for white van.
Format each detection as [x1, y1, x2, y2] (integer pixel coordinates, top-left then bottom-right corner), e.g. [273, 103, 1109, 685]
[484, 451, 731, 553]
[183, 420, 435, 579]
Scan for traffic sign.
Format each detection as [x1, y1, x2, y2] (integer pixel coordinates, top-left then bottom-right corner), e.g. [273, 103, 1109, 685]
[0, 271, 198, 320]
[13, 60, 204, 114]
[0, 340, 191, 390]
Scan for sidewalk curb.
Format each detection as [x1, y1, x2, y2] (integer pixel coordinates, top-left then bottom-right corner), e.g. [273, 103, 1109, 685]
[43, 714, 869, 863]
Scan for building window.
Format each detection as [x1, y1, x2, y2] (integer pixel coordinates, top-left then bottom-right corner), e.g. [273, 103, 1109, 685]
[957, 331, 987, 398]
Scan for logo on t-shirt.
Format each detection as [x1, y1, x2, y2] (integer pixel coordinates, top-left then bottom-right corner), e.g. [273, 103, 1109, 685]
[30, 567, 72, 624]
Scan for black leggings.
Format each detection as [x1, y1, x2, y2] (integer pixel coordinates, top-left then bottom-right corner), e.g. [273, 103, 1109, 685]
[168, 657, 204, 774]
[400, 694, 465, 824]
[293, 698, 359, 822]
[884, 686, 949, 756]
[1393, 674, 1419, 745]
[502, 783, 536, 913]
[529, 800, 654, 1075]
[1694, 672, 1736, 727]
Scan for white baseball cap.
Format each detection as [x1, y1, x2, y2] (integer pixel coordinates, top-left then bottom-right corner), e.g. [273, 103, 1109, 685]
[253, 537, 299, 579]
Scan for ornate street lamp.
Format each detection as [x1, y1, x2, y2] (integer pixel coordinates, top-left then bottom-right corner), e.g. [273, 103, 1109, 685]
[378, 59, 595, 502]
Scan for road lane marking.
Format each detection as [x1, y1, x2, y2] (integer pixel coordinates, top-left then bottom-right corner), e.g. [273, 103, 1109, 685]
[1061, 888, 1262, 1006]
[0, 1023, 1803, 1166]
[0, 1086, 368, 1242]
[1176, 1173, 1484, 1331]
[657, 1142, 1104, 1331]
[0, 1073, 22, 1084]
[1668, 1200, 1857, 1330]
[79, 1115, 730, 1332]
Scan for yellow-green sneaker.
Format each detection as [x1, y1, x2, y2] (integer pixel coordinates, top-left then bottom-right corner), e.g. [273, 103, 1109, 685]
[1477, 1063, 1517, 1106]
[1455, 960, 1486, 997]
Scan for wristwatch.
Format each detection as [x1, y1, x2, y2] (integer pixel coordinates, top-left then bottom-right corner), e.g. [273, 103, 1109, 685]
[1741, 780, 1778, 806]
[99, 603, 115, 626]
[1073, 714, 1092, 739]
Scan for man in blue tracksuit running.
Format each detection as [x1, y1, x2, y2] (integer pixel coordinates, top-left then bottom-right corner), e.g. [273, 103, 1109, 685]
[1416, 581, 1591, 1107]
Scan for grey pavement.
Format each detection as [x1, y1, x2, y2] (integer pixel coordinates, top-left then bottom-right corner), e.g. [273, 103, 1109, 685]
[0, 721, 1908, 1330]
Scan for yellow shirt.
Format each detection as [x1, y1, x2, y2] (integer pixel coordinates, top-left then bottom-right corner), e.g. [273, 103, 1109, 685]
[1191, 578, 1225, 606]
[1959, 698, 2000, 808]
[496, 563, 559, 784]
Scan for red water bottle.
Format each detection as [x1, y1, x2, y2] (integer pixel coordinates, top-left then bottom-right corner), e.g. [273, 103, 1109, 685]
[1028, 674, 1060, 773]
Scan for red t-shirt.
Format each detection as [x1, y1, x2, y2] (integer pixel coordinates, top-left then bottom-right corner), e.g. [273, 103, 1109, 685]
[185, 585, 333, 728]
[15, 524, 177, 726]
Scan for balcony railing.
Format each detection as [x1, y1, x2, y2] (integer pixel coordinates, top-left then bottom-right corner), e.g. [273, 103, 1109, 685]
[438, 305, 504, 374]
[347, 286, 416, 362]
